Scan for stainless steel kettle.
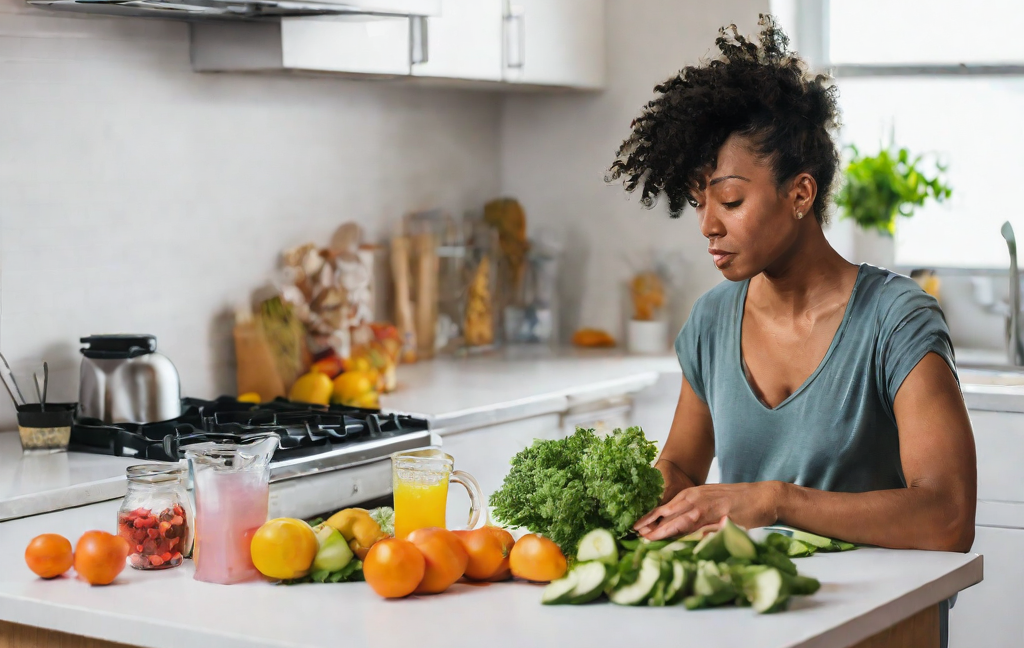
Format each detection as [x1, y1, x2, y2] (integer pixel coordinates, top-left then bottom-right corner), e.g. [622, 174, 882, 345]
[79, 334, 182, 424]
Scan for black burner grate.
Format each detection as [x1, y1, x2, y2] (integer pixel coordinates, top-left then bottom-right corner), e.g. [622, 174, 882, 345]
[68, 396, 429, 462]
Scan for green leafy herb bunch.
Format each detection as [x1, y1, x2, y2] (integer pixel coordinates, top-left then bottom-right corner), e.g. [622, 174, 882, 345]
[489, 426, 663, 554]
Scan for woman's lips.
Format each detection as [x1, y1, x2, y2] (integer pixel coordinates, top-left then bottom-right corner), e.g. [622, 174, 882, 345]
[709, 249, 735, 268]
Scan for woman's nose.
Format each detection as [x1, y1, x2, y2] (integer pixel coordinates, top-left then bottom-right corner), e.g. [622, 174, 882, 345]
[699, 206, 726, 240]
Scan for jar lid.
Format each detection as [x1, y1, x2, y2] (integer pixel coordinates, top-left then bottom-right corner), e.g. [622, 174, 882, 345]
[126, 464, 185, 484]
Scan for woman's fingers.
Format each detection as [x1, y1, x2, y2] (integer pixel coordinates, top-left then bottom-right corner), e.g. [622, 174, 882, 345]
[633, 496, 695, 531]
[640, 507, 702, 541]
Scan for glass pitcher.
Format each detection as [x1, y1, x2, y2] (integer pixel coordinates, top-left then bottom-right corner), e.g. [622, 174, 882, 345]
[392, 448, 485, 539]
[185, 436, 278, 584]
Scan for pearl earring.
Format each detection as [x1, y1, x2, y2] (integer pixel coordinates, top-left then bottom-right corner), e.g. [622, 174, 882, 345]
[796, 211, 804, 219]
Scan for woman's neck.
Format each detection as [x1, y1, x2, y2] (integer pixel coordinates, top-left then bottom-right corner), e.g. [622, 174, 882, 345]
[751, 220, 859, 316]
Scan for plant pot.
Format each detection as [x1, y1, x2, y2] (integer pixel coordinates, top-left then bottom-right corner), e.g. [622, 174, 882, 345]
[626, 320, 668, 355]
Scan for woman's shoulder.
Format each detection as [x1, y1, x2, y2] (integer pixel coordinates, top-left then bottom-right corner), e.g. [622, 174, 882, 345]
[855, 265, 946, 331]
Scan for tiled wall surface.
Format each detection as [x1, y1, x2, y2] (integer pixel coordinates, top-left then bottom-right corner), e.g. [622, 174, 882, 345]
[0, 0, 502, 427]
[501, 0, 769, 341]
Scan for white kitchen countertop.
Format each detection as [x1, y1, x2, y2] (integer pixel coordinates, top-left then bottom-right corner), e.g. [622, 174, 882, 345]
[0, 351, 679, 522]
[0, 432, 138, 523]
[380, 348, 678, 434]
[0, 499, 982, 648]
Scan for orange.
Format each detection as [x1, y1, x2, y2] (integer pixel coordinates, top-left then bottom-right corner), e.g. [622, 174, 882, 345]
[407, 527, 469, 594]
[454, 527, 514, 581]
[363, 538, 426, 598]
[509, 534, 566, 583]
[485, 527, 516, 582]
[24, 534, 74, 579]
[74, 531, 129, 586]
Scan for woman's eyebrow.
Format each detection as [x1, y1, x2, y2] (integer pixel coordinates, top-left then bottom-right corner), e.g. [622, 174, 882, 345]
[708, 174, 751, 186]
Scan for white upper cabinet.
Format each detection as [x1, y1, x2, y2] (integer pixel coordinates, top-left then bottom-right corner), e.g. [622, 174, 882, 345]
[411, 0, 504, 82]
[502, 0, 605, 90]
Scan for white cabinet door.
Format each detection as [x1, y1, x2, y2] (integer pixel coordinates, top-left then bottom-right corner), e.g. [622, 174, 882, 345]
[503, 0, 605, 89]
[438, 414, 564, 526]
[949, 526, 1024, 647]
[967, 410, 1024, 502]
[412, 0, 504, 81]
[281, 16, 412, 75]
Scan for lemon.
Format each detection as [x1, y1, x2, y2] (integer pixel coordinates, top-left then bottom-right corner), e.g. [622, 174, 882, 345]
[237, 392, 262, 404]
[288, 372, 333, 406]
[332, 371, 375, 404]
[250, 518, 318, 580]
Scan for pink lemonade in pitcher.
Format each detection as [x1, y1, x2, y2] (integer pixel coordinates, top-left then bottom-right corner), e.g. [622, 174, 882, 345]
[186, 437, 277, 585]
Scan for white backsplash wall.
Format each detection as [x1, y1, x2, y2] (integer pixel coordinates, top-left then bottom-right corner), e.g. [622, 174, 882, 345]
[499, 0, 769, 344]
[0, 2, 502, 428]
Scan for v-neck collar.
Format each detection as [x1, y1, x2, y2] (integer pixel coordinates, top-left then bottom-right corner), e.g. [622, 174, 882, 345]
[736, 264, 867, 412]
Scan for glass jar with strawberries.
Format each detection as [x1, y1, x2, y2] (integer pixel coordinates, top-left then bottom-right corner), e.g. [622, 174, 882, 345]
[117, 464, 193, 570]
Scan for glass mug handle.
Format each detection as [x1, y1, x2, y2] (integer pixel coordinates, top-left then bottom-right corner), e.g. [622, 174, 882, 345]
[449, 470, 487, 530]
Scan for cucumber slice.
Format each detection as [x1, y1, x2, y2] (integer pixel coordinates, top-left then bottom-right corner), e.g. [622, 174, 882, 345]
[568, 562, 609, 604]
[693, 561, 736, 605]
[683, 594, 709, 610]
[721, 518, 757, 560]
[831, 540, 856, 552]
[542, 570, 580, 605]
[757, 546, 798, 576]
[609, 556, 662, 606]
[785, 573, 821, 596]
[658, 540, 695, 557]
[744, 567, 790, 613]
[789, 528, 833, 549]
[664, 560, 691, 604]
[577, 529, 618, 565]
[694, 530, 729, 562]
[786, 539, 813, 557]
[648, 580, 668, 607]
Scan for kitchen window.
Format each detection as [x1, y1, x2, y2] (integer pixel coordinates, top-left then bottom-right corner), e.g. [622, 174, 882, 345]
[776, 0, 1024, 270]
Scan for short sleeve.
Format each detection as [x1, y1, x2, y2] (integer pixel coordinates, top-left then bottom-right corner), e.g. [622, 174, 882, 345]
[675, 296, 708, 403]
[876, 287, 956, 419]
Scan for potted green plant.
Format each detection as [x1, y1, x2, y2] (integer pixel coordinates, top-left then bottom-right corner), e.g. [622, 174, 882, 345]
[834, 143, 952, 235]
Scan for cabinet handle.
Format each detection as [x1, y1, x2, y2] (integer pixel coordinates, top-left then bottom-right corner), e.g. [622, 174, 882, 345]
[410, 15, 429, 65]
[505, 4, 525, 69]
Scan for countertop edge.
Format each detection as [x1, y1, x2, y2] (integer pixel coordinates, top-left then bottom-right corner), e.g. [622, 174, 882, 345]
[0, 477, 127, 523]
[795, 553, 983, 648]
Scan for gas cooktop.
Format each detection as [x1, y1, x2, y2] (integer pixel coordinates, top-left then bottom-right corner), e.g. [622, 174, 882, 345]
[69, 397, 432, 481]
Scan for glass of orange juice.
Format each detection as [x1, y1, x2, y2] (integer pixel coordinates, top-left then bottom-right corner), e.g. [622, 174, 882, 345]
[391, 448, 484, 539]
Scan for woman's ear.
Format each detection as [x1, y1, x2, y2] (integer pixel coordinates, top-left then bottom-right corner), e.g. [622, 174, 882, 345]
[790, 173, 817, 220]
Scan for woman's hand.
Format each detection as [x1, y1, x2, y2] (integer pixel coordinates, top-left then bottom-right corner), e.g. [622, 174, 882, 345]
[634, 481, 782, 541]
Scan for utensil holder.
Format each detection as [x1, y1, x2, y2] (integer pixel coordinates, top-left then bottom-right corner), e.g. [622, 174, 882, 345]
[16, 403, 75, 453]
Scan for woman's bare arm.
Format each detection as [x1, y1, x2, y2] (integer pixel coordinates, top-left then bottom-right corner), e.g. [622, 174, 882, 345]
[654, 374, 716, 503]
[637, 353, 977, 552]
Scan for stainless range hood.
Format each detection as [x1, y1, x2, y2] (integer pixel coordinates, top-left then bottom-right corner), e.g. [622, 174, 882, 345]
[26, 0, 439, 21]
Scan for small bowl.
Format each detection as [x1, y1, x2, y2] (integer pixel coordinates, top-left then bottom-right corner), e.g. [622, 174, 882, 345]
[16, 403, 76, 453]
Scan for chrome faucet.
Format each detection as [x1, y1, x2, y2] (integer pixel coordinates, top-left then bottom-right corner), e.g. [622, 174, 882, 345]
[1000, 221, 1024, 366]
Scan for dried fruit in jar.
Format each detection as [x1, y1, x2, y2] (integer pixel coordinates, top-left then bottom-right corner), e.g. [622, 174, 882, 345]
[117, 505, 188, 570]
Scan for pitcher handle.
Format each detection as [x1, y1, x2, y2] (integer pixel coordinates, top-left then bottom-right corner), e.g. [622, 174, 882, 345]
[449, 470, 487, 530]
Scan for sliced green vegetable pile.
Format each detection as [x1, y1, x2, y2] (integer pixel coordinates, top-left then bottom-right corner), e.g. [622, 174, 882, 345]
[543, 520, 855, 613]
[490, 426, 663, 554]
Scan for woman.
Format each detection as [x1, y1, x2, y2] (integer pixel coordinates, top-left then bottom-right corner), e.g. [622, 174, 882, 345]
[611, 17, 976, 553]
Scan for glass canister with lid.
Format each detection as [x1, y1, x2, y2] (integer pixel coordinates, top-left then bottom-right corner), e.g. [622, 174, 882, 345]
[116, 464, 193, 570]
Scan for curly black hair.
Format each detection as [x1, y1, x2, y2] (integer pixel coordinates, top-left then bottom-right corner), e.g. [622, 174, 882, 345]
[608, 15, 840, 223]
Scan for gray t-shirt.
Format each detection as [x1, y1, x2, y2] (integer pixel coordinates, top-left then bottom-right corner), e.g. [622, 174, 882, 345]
[675, 264, 956, 493]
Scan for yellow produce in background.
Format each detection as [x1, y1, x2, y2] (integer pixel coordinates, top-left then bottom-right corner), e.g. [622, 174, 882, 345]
[324, 508, 387, 559]
[237, 392, 262, 404]
[250, 518, 319, 580]
[332, 371, 377, 407]
[288, 371, 333, 406]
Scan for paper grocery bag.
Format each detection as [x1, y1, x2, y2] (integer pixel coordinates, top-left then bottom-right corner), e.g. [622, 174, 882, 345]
[233, 321, 286, 402]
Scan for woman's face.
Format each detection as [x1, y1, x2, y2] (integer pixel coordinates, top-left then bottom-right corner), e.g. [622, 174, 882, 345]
[689, 134, 813, 281]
